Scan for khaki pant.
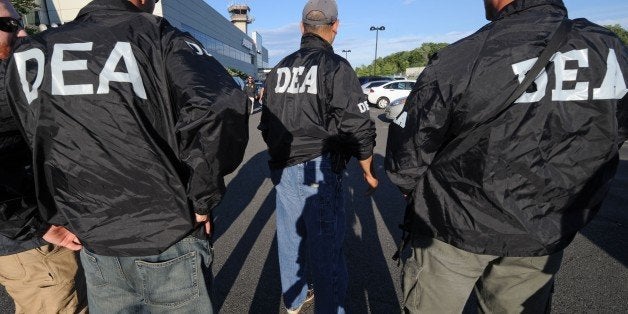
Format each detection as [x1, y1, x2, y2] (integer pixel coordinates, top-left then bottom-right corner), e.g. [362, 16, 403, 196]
[403, 236, 564, 314]
[0, 244, 87, 314]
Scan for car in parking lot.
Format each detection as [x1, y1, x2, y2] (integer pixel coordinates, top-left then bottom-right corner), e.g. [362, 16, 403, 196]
[385, 96, 407, 121]
[358, 76, 392, 86]
[361, 80, 390, 94]
[367, 80, 415, 109]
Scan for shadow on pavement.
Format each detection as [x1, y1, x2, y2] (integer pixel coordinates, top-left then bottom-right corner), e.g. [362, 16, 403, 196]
[376, 113, 391, 123]
[211, 151, 279, 311]
[579, 159, 628, 267]
[212, 151, 271, 242]
[344, 154, 405, 312]
[249, 235, 282, 313]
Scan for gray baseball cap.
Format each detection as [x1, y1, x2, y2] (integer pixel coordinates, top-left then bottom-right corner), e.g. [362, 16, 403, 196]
[302, 0, 338, 25]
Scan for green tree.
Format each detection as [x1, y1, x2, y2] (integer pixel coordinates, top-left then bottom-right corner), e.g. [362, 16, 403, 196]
[604, 24, 628, 45]
[12, 0, 38, 16]
[355, 42, 449, 76]
[227, 68, 248, 79]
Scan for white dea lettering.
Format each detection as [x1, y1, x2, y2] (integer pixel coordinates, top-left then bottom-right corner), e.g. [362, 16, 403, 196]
[393, 112, 407, 128]
[97, 42, 147, 99]
[13, 49, 44, 105]
[512, 48, 627, 103]
[275, 66, 318, 94]
[14, 41, 148, 104]
[357, 101, 369, 114]
[593, 49, 627, 99]
[52, 42, 94, 96]
[185, 41, 212, 57]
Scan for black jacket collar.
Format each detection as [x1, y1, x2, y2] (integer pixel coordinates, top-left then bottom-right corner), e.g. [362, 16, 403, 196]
[301, 33, 334, 52]
[496, 0, 567, 20]
[77, 0, 142, 17]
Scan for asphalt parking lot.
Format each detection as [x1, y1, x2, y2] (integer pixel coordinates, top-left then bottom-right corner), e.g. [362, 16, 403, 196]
[1, 109, 626, 313]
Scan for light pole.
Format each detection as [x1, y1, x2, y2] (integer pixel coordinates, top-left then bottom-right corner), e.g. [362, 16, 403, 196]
[370, 26, 385, 76]
[342, 49, 351, 59]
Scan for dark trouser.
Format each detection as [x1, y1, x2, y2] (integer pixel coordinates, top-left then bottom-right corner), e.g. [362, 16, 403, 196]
[80, 236, 213, 314]
[403, 236, 564, 314]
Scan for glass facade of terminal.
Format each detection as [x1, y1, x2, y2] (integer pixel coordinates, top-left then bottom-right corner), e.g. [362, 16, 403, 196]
[181, 24, 254, 65]
[28, 0, 268, 77]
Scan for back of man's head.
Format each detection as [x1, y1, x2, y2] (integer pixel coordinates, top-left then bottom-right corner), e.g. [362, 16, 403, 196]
[484, 0, 515, 21]
[128, 0, 156, 14]
[301, 0, 338, 38]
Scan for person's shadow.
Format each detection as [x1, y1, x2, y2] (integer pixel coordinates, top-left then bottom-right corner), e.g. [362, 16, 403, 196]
[211, 151, 282, 312]
[343, 154, 405, 313]
[578, 159, 628, 267]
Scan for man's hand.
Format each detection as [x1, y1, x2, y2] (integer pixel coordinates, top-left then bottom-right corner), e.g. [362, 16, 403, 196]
[359, 156, 379, 196]
[364, 172, 378, 196]
[42, 225, 82, 251]
[195, 213, 212, 235]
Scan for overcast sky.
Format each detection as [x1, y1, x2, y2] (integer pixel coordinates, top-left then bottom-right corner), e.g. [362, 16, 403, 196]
[205, 0, 628, 68]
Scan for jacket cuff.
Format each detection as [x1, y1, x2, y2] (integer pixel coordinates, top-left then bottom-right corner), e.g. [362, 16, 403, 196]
[193, 193, 223, 215]
[356, 144, 375, 161]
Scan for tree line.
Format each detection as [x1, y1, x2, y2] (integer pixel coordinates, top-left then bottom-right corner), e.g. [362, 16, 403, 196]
[355, 42, 448, 77]
[355, 24, 627, 77]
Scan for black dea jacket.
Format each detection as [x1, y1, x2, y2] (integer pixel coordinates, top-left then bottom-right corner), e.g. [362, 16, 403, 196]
[386, 0, 627, 256]
[260, 34, 375, 169]
[0, 105, 45, 255]
[1, 0, 248, 256]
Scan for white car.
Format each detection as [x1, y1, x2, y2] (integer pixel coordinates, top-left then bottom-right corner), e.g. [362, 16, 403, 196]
[361, 80, 390, 94]
[367, 80, 415, 109]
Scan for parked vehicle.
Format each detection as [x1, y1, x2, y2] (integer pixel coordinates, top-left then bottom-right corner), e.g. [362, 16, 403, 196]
[358, 76, 392, 85]
[361, 80, 390, 94]
[367, 80, 415, 109]
[385, 96, 407, 120]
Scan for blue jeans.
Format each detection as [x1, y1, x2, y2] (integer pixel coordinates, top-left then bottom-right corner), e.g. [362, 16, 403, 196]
[272, 154, 348, 314]
[79, 236, 213, 314]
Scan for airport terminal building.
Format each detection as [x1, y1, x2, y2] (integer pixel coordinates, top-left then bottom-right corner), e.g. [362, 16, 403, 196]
[24, 0, 269, 77]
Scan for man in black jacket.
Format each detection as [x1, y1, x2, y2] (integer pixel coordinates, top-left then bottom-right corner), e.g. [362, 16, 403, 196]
[386, 0, 627, 312]
[1, 0, 248, 312]
[244, 75, 257, 113]
[0, 1, 86, 312]
[260, 1, 377, 312]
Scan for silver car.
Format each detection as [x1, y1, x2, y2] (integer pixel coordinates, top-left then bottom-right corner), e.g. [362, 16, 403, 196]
[385, 96, 407, 121]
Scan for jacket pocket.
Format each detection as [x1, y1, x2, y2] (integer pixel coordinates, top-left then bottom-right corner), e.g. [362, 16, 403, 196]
[135, 251, 199, 308]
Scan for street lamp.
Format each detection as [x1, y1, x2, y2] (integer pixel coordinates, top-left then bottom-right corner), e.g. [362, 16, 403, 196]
[342, 49, 351, 59]
[370, 26, 385, 76]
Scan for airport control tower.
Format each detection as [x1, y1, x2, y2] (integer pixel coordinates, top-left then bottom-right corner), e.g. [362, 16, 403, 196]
[228, 4, 254, 34]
